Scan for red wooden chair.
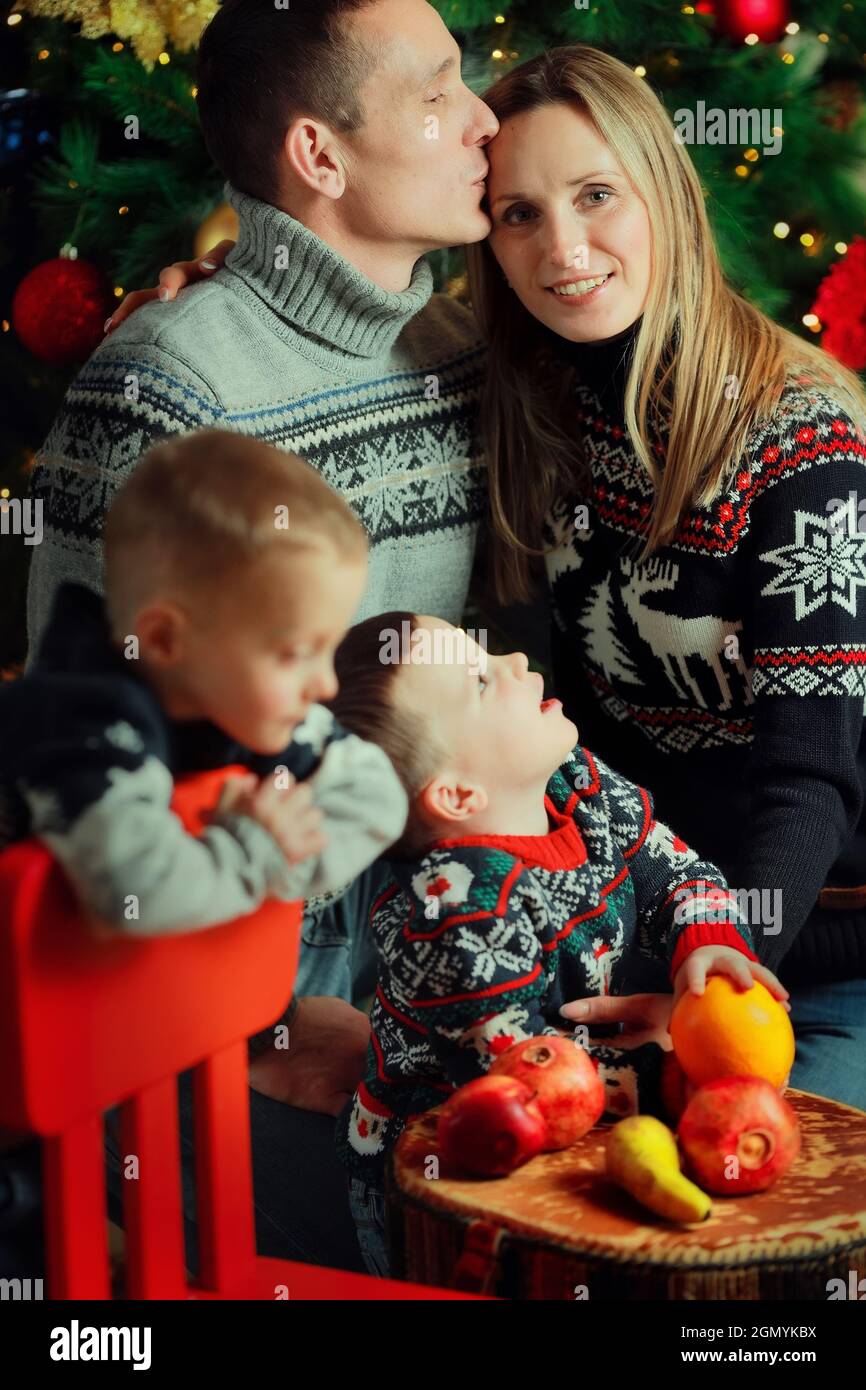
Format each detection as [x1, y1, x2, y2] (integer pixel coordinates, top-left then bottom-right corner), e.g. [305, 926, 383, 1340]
[0, 766, 469, 1300]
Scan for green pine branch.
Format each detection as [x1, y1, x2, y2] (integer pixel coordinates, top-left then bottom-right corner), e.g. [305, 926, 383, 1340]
[80, 47, 201, 150]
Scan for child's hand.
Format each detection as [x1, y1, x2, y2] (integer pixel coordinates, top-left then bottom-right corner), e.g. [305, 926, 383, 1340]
[216, 773, 328, 866]
[673, 946, 790, 1009]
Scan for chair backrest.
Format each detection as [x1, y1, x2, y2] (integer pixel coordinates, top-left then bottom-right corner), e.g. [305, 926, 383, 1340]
[0, 767, 304, 1298]
[0, 766, 301, 1135]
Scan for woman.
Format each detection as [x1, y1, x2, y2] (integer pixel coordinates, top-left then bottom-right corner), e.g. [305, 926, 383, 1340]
[466, 46, 866, 1109]
[114, 45, 866, 1109]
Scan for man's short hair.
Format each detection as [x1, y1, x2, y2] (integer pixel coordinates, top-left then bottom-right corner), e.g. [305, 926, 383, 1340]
[196, 0, 381, 205]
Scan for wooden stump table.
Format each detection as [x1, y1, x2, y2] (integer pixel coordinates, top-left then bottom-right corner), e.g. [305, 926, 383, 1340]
[386, 1090, 866, 1300]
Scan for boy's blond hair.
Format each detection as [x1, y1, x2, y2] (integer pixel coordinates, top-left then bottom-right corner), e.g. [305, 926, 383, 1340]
[103, 429, 367, 636]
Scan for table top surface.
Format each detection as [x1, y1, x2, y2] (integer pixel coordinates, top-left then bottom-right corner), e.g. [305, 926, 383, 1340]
[391, 1090, 866, 1266]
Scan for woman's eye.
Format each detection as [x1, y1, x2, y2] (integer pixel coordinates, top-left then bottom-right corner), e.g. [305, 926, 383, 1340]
[585, 188, 613, 205]
[426, 92, 446, 104]
[502, 205, 535, 227]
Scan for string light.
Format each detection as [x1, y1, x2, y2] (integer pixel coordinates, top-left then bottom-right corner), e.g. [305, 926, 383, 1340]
[802, 314, 822, 332]
[800, 233, 815, 247]
[744, 148, 760, 162]
[7, 12, 22, 24]
[634, 65, 647, 78]
[744, 34, 760, 46]
[112, 42, 124, 52]
[114, 287, 124, 298]
[158, 51, 170, 65]
[773, 223, 790, 239]
[118, 206, 129, 216]
[835, 242, 848, 255]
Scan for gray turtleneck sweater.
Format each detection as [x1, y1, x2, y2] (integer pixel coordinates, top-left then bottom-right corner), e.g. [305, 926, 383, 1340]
[26, 183, 488, 651]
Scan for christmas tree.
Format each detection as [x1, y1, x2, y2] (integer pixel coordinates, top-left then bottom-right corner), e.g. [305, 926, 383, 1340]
[2, 0, 866, 666]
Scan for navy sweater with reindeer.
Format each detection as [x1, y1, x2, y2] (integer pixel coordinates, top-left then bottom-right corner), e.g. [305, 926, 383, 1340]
[544, 324, 866, 984]
[336, 743, 756, 1182]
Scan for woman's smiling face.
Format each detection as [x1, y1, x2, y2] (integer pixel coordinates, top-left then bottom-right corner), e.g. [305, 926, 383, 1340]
[486, 102, 653, 343]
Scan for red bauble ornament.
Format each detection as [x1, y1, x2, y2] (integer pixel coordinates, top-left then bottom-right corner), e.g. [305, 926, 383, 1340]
[811, 238, 866, 372]
[12, 256, 112, 366]
[714, 0, 789, 43]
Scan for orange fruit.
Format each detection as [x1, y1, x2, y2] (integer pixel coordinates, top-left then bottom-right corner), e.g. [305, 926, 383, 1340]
[670, 976, 795, 1089]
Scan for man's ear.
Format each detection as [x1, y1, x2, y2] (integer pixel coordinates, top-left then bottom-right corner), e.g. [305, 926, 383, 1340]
[417, 775, 488, 830]
[134, 600, 188, 668]
[283, 118, 347, 200]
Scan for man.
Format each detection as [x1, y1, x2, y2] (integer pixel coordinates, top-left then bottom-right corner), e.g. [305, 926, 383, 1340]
[26, 0, 499, 1270]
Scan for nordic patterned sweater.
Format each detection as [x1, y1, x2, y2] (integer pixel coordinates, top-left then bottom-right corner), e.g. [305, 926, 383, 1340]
[0, 582, 408, 934]
[336, 743, 756, 1183]
[26, 182, 486, 655]
[545, 324, 866, 985]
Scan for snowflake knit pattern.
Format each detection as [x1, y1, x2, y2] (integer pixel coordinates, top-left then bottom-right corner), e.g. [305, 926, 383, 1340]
[546, 359, 866, 982]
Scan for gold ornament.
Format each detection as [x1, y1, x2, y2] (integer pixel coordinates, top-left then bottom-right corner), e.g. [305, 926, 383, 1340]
[17, 1, 220, 69]
[193, 203, 240, 262]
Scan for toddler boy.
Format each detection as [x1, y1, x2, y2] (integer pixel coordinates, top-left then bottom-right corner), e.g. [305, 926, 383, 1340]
[0, 430, 408, 934]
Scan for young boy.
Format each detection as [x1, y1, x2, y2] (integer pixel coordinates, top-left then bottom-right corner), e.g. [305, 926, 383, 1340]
[0, 430, 408, 935]
[327, 612, 788, 1277]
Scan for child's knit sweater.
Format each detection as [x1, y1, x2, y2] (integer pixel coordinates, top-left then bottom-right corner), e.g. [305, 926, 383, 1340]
[336, 744, 756, 1183]
[0, 581, 407, 934]
[545, 325, 866, 984]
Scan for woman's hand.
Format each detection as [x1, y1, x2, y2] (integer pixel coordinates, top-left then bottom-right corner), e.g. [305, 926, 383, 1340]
[672, 945, 790, 1008]
[104, 238, 236, 334]
[560, 992, 674, 1051]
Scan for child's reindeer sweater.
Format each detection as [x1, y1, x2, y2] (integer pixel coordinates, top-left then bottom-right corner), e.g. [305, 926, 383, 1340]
[337, 744, 756, 1182]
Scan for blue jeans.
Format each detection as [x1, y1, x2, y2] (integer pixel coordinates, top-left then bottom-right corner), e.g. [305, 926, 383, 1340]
[348, 1178, 389, 1279]
[788, 977, 866, 1112]
[294, 861, 393, 1003]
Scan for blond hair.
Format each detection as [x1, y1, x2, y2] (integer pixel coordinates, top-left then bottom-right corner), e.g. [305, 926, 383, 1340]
[466, 45, 866, 603]
[103, 429, 367, 634]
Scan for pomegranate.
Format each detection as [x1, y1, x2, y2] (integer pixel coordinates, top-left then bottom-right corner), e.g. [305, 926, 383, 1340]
[489, 1035, 605, 1149]
[437, 1075, 547, 1177]
[677, 1075, 801, 1195]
